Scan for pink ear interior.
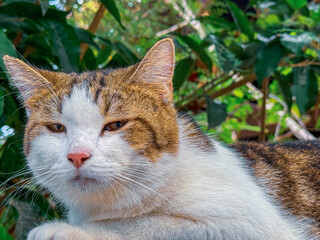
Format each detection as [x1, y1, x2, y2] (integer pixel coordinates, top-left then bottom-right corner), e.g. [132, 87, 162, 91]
[3, 55, 52, 104]
[129, 38, 175, 101]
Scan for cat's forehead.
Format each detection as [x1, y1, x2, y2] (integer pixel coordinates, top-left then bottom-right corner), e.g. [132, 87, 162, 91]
[31, 66, 136, 116]
[43, 65, 136, 98]
[62, 87, 104, 127]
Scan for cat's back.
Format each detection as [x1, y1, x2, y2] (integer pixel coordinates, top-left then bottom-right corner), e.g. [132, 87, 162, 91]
[233, 140, 320, 236]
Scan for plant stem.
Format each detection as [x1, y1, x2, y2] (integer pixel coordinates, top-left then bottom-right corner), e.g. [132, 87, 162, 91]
[80, 3, 106, 61]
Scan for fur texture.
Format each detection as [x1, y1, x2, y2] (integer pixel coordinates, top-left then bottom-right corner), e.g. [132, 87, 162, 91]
[3, 38, 319, 240]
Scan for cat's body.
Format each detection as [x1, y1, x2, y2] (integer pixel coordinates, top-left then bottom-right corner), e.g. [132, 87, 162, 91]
[3, 39, 319, 240]
[234, 141, 320, 237]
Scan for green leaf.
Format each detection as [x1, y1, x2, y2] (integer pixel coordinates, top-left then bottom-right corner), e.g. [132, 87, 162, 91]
[0, 31, 17, 71]
[227, 0, 254, 41]
[99, 0, 125, 30]
[3, 89, 24, 130]
[0, 224, 13, 240]
[206, 35, 241, 72]
[0, 131, 25, 176]
[308, 3, 320, 21]
[257, 0, 292, 16]
[44, 20, 80, 73]
[3, 0, 35, 4]
[112, 42, 138, 65]
[0, 2, 67, 23]
[83, 48, 97, 71]
[107, 53, 130, 68]
[198, 16, 234, 30]
[285, 0, 307, 10]
[280, 32, 314, 55]
[75, 28, 99, 50]
[39, 0, 50, 16]
[291, 66, 317, 114]
[275, 71, 293, 111]
[255, 42, 286, 84]
[25, 33, 52, 54]
[173, 57, 195, 91]
[0, 88, 4, 117]
[205, 94, 227, 129]
[176, 34, 212, 72]
[98, 38, 136, 65]
[0, 205, 19, 233]
[97, 45, 113, 65]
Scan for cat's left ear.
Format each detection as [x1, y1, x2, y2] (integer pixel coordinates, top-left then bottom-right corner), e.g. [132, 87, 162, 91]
[130, 38, 175, 101]
[3, 55, 52, 109]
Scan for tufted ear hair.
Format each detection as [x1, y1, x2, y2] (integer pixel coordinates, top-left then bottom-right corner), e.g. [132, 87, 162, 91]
[129, 38, 175, 101]
[3, 55, 52, 108]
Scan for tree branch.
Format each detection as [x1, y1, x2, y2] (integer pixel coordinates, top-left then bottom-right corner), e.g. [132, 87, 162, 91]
[176, 73, 228, 106]
[165, 0, 206, 38]
[177, 73, 256, 110]
[80, 3, 106, 61]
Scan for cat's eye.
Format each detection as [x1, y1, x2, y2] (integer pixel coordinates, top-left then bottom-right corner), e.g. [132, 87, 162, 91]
[104, 121, 126, 132]
[47, 124, 66, 133]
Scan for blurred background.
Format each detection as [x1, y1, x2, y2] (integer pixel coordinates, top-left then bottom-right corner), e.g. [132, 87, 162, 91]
[0, 0, 319, 239]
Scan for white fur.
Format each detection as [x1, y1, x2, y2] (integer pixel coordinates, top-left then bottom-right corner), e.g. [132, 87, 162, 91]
[26, 87, 315, 240]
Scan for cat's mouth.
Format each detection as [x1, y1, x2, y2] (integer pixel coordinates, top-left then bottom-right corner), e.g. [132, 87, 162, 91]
[70, 175, 100, 190]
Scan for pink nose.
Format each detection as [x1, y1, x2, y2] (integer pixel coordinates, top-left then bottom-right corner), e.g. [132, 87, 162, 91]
[67, 152, 91, 168]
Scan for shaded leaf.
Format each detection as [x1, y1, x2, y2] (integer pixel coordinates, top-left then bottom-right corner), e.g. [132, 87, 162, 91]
[13, 188, 56, 220]
[0, 2, 67, 23]
[25, 33, 52, 53]
[39, 0, 50, 16]
[3, 90, 24, 130]
[207, 35, 241, 72]
[176, 34, 212, 72]
[0, 224, 13, 240]
[205, 94, 227, 129]
[173, 57, 195, 91]
[291, 66, 317, 114]
[285, 0, 307, 10]
[0, 205, 19, 232]
[227, 0, 254, 41]
[107, 53, 130, 68]
[99, 0, 125, 30]
[0, 88, 4, 117]
[0, 132, 25, 176]
[98, 38, 138, 66]
[257, 0, 292, 17]
[275, 71, 293, 111]
[280, 32, 314, 55]
[112, 42, 138, 65]
[83, 48, 97, 70]
[97, 45, 113, 65]
[198, 16, 234, 30]
[75, 28, 99, 50]
[0, 31, 17, 71]
[45, 20, 80, 73]
[255, 42, 286, 84]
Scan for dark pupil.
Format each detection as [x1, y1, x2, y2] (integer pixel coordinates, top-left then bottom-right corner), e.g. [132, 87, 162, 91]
[56, 124, 62, 130]
[116, 122, 121, 128]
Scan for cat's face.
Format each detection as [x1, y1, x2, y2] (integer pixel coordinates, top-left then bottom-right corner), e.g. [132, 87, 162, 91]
[3, 39, 179, 204]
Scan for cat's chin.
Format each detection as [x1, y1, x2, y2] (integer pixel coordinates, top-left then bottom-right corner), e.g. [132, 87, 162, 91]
[69, 175, 102, 192]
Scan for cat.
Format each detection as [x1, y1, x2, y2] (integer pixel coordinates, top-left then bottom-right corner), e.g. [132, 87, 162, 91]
[3, 38, 319, 240]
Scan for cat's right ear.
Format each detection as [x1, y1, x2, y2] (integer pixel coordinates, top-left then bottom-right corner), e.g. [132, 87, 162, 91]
[3, 55, 52, 108]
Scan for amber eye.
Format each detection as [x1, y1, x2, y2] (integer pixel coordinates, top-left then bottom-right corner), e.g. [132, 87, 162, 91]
[104, 121, 126, 132]
[47, 124, 66, 133]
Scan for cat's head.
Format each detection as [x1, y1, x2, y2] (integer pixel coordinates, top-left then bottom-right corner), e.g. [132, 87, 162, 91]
[3, 39, 179, 206]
